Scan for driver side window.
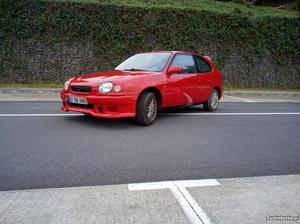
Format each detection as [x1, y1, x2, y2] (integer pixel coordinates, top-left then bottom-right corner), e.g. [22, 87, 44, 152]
[170, 54, 197, 74]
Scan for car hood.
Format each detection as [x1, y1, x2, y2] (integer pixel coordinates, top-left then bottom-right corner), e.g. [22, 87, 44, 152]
[70, 70, 157, 86]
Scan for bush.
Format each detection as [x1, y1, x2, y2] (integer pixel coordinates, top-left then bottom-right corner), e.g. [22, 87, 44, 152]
[0, 0, 299, 87]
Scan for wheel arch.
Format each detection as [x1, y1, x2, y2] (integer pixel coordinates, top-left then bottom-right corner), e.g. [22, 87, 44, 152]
[213, 86, 222, 99]
[137, 87, 163, 109]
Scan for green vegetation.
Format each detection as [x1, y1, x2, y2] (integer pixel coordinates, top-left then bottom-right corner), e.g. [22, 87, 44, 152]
[1, 83, 300, 92]
[50, 0, 299, 17]
[0, 0, 299, 87]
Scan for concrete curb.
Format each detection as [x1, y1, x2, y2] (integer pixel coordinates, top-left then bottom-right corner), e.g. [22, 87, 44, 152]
[1, 88, 300, 97]
[225, 90, 300, 97]
[0, 88, 61, 94]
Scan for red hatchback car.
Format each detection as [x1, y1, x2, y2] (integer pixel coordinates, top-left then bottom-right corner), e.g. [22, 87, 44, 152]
[61, 51, 223, 125]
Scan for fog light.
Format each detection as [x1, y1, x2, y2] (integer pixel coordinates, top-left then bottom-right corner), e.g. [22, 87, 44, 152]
[113, 85, 121, 92]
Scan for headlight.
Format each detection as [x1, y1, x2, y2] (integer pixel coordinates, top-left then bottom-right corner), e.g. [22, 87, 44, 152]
[99, 81, 113, 93]
[64, 80, 70, 90]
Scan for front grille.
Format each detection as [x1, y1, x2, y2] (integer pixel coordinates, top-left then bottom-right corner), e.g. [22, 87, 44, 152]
[71, 85, 91, 93]
[69, 103, 94, 109]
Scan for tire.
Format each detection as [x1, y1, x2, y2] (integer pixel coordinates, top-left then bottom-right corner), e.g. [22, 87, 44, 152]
[136, 92, 158, 126]
[203, 89, 219, 111]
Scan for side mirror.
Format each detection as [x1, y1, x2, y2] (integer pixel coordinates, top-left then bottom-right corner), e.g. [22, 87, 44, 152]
[167, 66, 183, 75]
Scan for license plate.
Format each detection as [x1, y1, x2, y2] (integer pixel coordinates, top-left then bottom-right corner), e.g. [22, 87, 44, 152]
[68, 96, 88, 105]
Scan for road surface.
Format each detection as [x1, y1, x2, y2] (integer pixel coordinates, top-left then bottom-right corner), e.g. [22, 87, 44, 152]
[0, 102, 300, 191]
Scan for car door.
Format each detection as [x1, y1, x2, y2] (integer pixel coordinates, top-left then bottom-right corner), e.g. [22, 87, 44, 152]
[164, 54, 200, 107]
[193, 55, 214, 102]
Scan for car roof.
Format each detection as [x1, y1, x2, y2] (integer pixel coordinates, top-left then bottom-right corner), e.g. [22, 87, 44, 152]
[140, 50, 199, 55]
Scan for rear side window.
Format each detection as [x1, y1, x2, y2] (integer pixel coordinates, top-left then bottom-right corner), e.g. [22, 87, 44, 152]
[194, 56, 212, 73]
[170, 54, 197, 74]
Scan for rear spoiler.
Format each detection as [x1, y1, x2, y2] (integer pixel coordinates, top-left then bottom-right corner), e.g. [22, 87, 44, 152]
[203, 56, 212, 62]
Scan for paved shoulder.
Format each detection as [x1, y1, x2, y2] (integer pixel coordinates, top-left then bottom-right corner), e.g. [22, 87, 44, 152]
[0, 175, 299, 224]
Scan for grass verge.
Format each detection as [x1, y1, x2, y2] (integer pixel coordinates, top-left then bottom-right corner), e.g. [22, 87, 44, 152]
[49, 0, 299, 17]
[1, 83, 300, 92]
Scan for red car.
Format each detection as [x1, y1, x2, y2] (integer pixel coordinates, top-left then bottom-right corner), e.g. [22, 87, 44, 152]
[61, 51, 223, 126]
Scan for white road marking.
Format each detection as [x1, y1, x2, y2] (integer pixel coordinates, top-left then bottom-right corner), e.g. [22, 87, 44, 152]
[161, 112, 300, 116]
[169, 183, 204, 224]
[0, 112, 300, 117]
[174, 179, 220, 188]
[174, 182, 213, 224]
[128, 179, 220, 224]
[225, 95, 262, 103]
[128, 181, 173, 191]
[0, 113, 83, 117]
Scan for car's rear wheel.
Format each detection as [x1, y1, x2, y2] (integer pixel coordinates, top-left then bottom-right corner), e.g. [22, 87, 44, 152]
[136, 92, 158, 126]
[203, 89, 219, 111]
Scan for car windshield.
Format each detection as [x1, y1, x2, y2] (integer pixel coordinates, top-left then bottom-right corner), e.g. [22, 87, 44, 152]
[115, 52, 171, 72]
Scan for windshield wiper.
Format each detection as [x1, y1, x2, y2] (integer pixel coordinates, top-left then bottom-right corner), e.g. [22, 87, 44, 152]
[123, 68, 145, 71]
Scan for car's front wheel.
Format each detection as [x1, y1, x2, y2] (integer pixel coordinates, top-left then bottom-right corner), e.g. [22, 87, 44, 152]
[136, 92, 158, 126]
[203, 89, 219, 111]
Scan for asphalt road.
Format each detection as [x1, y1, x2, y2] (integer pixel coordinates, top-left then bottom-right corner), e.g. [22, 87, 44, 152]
[0, 102, 300, 191]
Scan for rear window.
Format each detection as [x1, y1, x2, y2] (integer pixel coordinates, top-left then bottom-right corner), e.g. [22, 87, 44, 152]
[194, 56, 212, 73]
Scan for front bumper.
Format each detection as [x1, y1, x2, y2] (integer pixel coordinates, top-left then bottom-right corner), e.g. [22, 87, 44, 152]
[61, 92, 138, 118]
